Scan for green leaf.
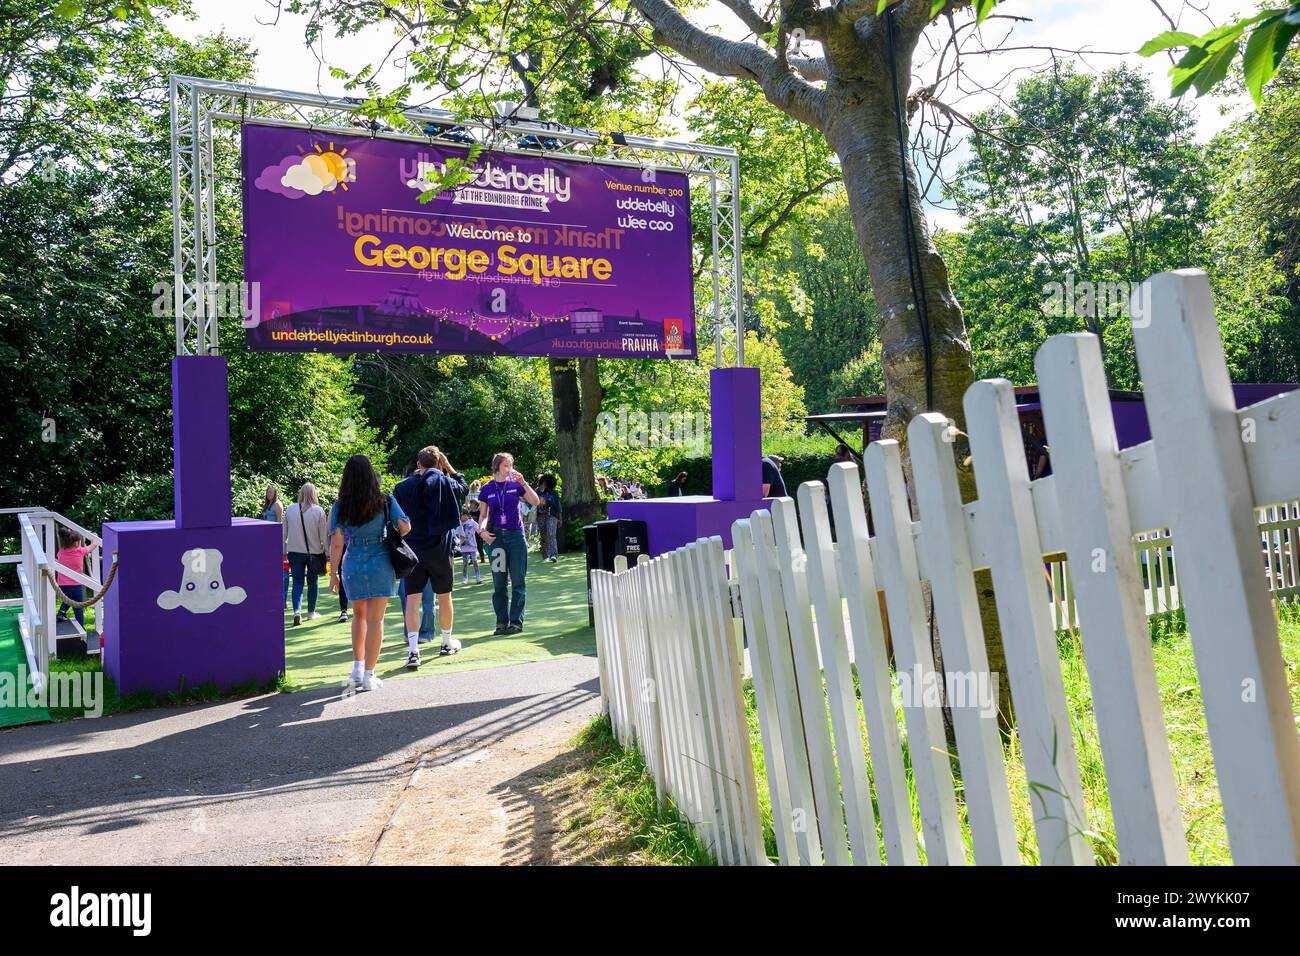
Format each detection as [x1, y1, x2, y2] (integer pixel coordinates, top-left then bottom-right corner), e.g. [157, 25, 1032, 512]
[1191, 38, 1240, 95]
[1137, 30, 1198, 57]
[974, 0, 998, 24]
[1243, 13, 1300, 105]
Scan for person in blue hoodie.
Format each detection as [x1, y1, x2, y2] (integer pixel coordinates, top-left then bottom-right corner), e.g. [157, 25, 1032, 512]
[393, 445, 468, 667]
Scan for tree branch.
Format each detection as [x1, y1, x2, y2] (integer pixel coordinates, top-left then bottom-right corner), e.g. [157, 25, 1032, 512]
[631, 0, 828, 127]
[788, 54, 829, 81]
[718, 0, 775, 37]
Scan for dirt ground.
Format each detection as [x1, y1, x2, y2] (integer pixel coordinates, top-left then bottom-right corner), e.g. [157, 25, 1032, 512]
[353, 709, 625, 865]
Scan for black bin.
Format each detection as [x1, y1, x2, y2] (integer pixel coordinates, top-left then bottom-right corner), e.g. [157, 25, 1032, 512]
[583, 518, 649, 626]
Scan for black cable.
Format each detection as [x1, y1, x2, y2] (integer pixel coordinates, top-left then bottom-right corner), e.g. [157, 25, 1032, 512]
[887, 9, 943, 712]
[885, 8, 935, 412]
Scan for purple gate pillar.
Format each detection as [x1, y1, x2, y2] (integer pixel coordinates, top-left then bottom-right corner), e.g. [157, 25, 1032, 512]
[100, 356, 284, 695]
[710, 366, 762, 502]
[608, 366, 771, 556]
[173, 356, 233, 528]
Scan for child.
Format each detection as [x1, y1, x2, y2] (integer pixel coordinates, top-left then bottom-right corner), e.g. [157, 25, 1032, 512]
[55, 527, 94, 625]
[457, 506, 482, 585]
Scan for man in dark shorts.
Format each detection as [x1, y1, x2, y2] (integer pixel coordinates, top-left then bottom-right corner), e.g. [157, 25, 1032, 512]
[394, 445, 468, 667]
[761, 454, 788, 498]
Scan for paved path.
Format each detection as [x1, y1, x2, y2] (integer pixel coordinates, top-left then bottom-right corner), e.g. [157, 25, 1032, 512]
[0, 656, 600, 865]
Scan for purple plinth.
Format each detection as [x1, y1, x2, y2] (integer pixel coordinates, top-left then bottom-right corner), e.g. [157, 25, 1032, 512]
[173, 356, 233, 529]
[710, 366, 761, 502]
[100, 519, 285, 694]
[609, 367, 770, 557]
[100, 356, 284, 695]
[607, 495, 769, 556]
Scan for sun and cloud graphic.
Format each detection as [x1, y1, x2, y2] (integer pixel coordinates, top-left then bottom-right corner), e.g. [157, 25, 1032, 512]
[254, 141, 356, 199]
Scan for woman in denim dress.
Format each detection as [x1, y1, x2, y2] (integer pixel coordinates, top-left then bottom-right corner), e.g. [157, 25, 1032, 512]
[328, 456, 410, 691]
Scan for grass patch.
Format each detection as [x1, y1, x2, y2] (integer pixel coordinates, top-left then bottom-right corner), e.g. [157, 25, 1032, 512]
[740, 603, 1300, 865]
[45, 655, 291, 721]
[282, 551, 595, 688]
[557, 714, 714, 866]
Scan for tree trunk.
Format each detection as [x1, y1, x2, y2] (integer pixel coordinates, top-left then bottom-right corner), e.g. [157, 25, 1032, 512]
[549, 357, 605, 541]
[515, 64, 609, 551]
[826, 88, 1014, 729]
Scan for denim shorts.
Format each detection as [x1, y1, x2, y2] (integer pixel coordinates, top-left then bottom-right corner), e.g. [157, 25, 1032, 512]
[340, 538, 396, 600]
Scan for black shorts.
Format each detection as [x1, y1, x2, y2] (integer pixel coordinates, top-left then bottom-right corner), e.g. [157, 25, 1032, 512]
[406, 547, 454, 596]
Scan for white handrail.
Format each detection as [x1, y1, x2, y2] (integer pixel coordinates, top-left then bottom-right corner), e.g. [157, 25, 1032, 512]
[4, 506, 106, 652]
[15, 513, 50, 692]
[15, 565, 43, 693]
[41, 510, 102, 546]
[19, 514, 48, 568]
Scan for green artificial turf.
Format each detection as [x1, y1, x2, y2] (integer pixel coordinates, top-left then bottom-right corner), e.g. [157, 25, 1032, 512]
[0, 606, 50, 728]
[283, 550, 596, 688]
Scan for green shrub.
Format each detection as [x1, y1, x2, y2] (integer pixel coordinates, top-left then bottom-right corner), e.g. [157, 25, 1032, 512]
[73, 471, 277, 527]
[74, 473, 175, 527]
[652, 431, 841, 498]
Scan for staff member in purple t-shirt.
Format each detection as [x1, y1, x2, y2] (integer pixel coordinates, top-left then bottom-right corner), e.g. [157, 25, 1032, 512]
[478, 452, 541, 635]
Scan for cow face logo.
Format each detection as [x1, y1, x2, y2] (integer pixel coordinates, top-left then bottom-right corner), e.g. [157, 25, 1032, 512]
[157, 548, 247, 615]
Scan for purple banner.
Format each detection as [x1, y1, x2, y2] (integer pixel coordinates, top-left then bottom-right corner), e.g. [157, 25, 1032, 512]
[240, 123, 696, 359]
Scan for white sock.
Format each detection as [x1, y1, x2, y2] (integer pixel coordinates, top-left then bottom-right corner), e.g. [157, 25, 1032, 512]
[364, 669, 375, 680]
[351, 661, 363, 681]
[407, 631, 419, 653]
[441, 628, 453, 646]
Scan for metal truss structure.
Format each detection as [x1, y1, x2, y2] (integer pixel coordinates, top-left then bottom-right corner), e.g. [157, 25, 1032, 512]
[169, 75, 743, 366]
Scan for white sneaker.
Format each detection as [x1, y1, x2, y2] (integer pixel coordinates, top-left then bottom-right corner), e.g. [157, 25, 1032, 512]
[308, 611, 321, 621]
[361, 673, 384, 692]
[440, 638, 462, 657]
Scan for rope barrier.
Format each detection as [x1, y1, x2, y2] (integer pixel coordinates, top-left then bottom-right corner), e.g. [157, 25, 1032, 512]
[42, 551, 120, 609]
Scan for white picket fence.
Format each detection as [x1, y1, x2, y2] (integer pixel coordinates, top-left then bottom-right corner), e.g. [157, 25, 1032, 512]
[590, 542, 765, 864]
[1047, 504, 1300, 627]
[590, 270, 1300, 865]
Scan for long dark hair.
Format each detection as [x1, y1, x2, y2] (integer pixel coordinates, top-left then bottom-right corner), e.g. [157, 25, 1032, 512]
[335, 455, 385, 527]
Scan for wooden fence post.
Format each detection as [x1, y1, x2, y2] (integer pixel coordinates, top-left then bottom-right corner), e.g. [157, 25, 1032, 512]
[732, 518, 798, 864]
[1132, 269, 1300, 864]
[770, 498, 852, 865]
[697, 536, 767, 865]
[1036, 333, 1188, 865]
[908, 412, 1019, 865]
[827, 463, 920, 865]
[657, 553, 710, 848]
[683, 541, 745, 864]
[797, 482, 881, 865]
[749, 509, 824, 865]
[864, 439, 966, 865]
[964, 380, 1094, 865]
